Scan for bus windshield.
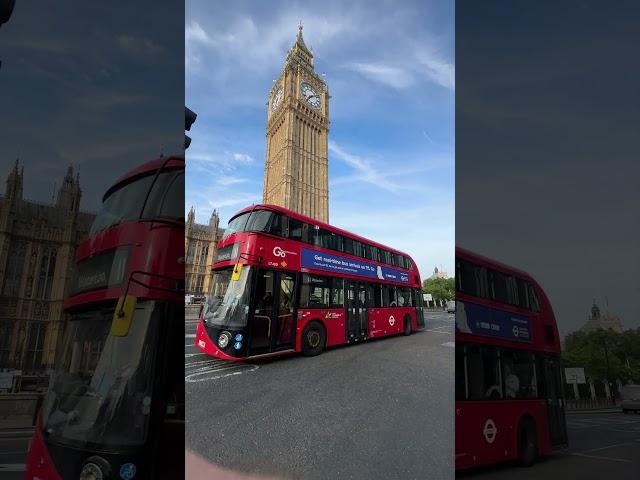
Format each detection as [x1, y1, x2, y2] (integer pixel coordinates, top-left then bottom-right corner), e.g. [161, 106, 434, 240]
[203, 267, 252, 328]
[90, 168, 184, 235]
[42, 301, 160, 448]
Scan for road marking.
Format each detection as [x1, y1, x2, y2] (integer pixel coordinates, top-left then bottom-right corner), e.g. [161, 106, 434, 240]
[582, 442, 633, 453]
[0, 464, 26, 471]
[425, 329, 453, 335]
[185, 358, 258, 383]
[441, 342, 455, 348]
[570, 452, 632, 463]
[185, 334, 196, 338]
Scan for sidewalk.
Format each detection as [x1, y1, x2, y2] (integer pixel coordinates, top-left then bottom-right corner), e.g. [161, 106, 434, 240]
[0, 416, 35, 436]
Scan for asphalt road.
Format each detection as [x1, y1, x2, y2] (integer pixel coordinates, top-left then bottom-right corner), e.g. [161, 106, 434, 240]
[185, 309, 455, 480]
[0, 429, 31, 479]
[458, 411, 640, 479]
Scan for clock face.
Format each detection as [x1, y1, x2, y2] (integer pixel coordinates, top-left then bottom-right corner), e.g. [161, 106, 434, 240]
[300, 82, 321, 109]
[271, 88, 283, 112]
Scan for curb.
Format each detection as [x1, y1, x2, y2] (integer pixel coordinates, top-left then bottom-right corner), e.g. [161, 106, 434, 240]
[567, 408, 621, 414]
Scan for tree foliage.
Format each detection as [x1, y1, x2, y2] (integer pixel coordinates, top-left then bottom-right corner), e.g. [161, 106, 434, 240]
[422, 277, 454, 301]
[563, 328, 640, 383]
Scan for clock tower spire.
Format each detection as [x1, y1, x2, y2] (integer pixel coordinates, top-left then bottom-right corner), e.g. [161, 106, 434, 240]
[263, 25, 329, 223]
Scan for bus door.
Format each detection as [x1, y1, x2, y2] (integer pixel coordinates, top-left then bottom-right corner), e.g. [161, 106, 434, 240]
[543, 356, 568, 447]
[346, 281, 368, 342]
[250, 269, 296, 353]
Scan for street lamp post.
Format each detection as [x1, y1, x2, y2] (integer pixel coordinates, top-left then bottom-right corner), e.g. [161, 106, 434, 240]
[0, 0, 17, 71]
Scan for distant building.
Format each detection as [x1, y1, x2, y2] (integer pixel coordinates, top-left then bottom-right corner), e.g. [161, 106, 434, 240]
[0, 161, 94, 391]
[580, 301, 624, 333]
[185, 207, 224, 295]
[428, 266, 449, 280]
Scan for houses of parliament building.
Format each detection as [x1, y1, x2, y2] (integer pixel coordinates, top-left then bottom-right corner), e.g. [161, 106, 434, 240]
[0, 161, 94, 391]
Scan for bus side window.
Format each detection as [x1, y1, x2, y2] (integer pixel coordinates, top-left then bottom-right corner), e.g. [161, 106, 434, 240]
[268, 213, 284, 237]
[383, 285, 397, 307]
[331, 278, 344, 307]
[516, 277, 530, 309]
[344, 237, 354, 255]
[528, 284, 540, 311]
[372, 284, 383, 308]
[288, 218, 303, 241]
[467, 345, 502, 400]
[456, 344, 467, 400]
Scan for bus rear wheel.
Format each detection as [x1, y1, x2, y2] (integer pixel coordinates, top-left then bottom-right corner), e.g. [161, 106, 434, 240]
[403, 316, 412, 336]
[518, 419, 538, 467]
[302, 321, 326, 357]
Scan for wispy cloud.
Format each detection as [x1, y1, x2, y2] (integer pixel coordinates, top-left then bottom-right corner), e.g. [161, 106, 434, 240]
[329, 141, 403, 192]
[346, 62, 415, 89]
[415, 49, 454, 90]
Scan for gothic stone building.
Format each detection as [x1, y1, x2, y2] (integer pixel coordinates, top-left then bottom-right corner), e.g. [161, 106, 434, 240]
[0, 162, 94, 390]
[263, 26, 330, 223]
[185, 207, 223, 296]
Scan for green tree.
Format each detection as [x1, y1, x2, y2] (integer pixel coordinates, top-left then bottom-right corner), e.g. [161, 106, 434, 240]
[422, 277, 454, 301]
[563, 328, 640, 384]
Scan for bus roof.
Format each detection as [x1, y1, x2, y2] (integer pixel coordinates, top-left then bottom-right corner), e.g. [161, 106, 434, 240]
[456, 246, 536, 284]
[104, 155, 184, 201]
[230, 204, 417, 267]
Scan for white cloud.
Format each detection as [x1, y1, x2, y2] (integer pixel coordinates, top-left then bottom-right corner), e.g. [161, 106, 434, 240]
[208, 194, 261, 209]
[232, 153, 254, 163]
[347, 62, 415, 89]
[415, 49, 454, 90]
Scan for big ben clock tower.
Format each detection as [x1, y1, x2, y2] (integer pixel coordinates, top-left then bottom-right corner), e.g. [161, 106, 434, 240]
[263, 25, 329, 223]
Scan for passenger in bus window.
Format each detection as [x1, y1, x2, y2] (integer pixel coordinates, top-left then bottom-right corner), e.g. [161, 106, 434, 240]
[503, 361, 520, 399]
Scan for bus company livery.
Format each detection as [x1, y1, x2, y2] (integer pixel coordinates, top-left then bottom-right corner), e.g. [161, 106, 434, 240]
[196, 204, 426, 360]
[455, 248, 567, 470]
[26, 156, 185, 480]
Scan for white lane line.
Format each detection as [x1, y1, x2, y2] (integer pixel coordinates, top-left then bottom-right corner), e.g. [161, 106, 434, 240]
[583, 442, 633, 453]
[570, 452, 632, 463]
[441, 342, 455, 348]
[186, 364, 259, 383]
[185, 334, 196, 338]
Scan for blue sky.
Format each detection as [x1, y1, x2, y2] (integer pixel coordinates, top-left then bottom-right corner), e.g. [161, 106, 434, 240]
[186, 0, 454, 280]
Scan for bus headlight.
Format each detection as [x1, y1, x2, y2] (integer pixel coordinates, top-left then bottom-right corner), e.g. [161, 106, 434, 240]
[218, 332, 232, 349]
[79, 456, 111, 480]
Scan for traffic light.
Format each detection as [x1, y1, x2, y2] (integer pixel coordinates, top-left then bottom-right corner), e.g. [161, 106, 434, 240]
[0, 0, 16, 27]
[185, 106, 197, 149]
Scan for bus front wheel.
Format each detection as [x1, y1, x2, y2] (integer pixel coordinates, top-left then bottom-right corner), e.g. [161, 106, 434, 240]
[518, 418, 538, 467]
[302, 321, 326, 357]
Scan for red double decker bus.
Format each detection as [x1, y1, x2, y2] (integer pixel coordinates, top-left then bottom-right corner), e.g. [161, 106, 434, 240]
[455, 247, 567, 470]
[26, 156, 185, 480]
[195, 204, 425, 360]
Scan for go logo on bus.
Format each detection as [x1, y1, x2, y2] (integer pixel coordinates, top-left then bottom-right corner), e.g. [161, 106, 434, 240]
[273, 246, 286, 257]
[483, 419, 497, 444]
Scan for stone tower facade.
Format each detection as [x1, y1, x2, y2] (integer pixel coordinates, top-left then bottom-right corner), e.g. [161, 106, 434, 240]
[263, 25, 330, 222]
[185, 207, 224, 295]
[0, 161, 94, 391]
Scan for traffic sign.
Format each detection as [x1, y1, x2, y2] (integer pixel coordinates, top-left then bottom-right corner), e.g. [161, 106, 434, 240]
[565, 367, 586, 384]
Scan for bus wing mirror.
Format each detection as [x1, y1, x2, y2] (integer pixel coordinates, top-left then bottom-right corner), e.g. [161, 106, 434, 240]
[231, 263, 243, 281]
[112, 295, 137, 336]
